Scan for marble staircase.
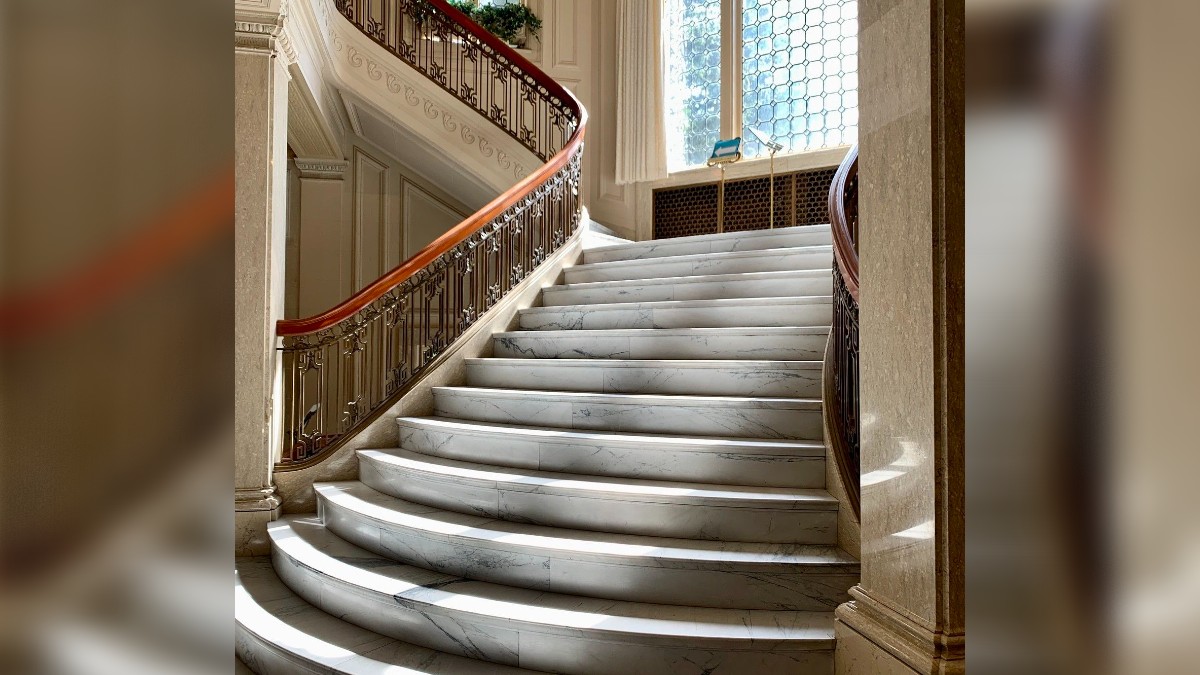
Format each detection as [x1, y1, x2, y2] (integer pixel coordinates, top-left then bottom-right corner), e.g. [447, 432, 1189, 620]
[236, 224, 858, 674]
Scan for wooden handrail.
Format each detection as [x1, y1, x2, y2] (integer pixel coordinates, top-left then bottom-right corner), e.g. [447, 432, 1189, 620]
[277, 0, 587, 337]
[828, 144, 859, 301]
[825, 143, 861, 521]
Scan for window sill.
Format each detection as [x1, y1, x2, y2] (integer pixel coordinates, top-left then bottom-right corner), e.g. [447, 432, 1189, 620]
[658, 145, 850, 189]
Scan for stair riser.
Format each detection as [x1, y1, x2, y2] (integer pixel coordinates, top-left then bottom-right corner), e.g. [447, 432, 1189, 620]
[399, 422, 825, 488]
[519, 302, 832, 330]
[542, 275, 832, 306]
[465, 361, 821, 397]
[276, 546, 834, 674]
[320, 494, 854, 611]
[567, 249, 831, 283]
[493, 332, 827, 361]
[584, 228, 832, 264]
[433, 391, 822, 440]
[236, 624, 325, 675]
[359, 459, 837, 544]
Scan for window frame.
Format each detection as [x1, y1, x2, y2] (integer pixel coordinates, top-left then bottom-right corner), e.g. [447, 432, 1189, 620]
[663, 0, 855, 173]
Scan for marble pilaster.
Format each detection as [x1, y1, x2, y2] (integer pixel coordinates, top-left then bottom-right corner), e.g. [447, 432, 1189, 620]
[235, 6, 291, 554]
[834, 0, 965, 672]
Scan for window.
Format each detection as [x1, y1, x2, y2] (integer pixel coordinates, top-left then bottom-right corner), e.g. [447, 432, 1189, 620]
[663, 0, 858, 171]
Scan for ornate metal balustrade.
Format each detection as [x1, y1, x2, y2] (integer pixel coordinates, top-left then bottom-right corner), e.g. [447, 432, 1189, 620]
[276, 0, 586, 467]
[825, 145, 860, 517]
[336, 0, 573, 162]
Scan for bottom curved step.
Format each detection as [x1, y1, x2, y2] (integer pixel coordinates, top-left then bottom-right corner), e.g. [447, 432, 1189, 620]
[269, 517, 835, 675]
[236, 557, 537, 674]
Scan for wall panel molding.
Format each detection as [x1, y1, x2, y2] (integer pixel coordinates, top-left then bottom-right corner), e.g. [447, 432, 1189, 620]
[351, 146, 389, 290]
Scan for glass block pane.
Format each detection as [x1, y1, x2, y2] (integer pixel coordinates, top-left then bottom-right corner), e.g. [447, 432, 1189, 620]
[741, 0, 858, 158]
[664, 0, 723, 171]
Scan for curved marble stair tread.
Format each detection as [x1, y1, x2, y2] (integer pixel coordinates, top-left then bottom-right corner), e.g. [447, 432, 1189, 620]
[541, 269, 833, 305]
[236, 557, 538, 674]
[316, 481, 858, 611]
[518, 296, 833, 330]
[357, 448, 838, 543]
[397, 415, 826, 487]
[567, 245, 832, 284]
[464, 357, 823, 398]
[492, 326, 829, 361]
[431, 386, 823, 439]
[583, 223, 832, 264]
[566, 245, 833, 284]
[270, 517, 836, 675]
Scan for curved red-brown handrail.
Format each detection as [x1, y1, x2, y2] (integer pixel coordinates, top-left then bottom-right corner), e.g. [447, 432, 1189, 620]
[828, 144, 859, 301]
[277, 0, 587, 337]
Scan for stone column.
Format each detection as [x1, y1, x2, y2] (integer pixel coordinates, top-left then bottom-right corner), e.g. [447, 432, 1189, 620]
[291, 159, 350, 317]
[235, 6, 291, 555]
[834, 0, 965, 673]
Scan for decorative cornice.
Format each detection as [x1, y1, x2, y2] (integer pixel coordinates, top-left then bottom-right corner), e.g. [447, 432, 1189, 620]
[235, 1, 295, 62]
[234, 19, 283, 53]
[836, 586, 965, 675]
[294, 157, 349, 179]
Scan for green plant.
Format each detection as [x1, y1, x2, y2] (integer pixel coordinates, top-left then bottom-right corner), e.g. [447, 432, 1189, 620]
[446, 0, 479, 19]
[473, 3, 541, 46]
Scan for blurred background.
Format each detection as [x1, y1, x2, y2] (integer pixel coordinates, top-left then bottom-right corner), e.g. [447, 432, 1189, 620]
[0, 0, 1196, 672]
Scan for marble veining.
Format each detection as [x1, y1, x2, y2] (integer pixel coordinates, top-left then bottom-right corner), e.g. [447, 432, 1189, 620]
[542, 269, 833, 306]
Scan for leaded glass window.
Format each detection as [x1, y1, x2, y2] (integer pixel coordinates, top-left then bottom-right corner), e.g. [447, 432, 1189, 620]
[661, 0, 858, 170]
[663, 0, 723, 172]
[740, 0, 858, 158]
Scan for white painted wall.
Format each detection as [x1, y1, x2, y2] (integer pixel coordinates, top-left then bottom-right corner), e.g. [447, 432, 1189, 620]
[522, 1, 640, 239]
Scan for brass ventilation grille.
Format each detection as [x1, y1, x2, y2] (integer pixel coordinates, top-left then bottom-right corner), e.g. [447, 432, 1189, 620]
[652, 166, 837, 239]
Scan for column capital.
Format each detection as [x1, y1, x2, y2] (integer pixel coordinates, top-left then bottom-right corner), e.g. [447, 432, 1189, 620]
[294, 157, 350, 180]
[235, 1, 296, 64]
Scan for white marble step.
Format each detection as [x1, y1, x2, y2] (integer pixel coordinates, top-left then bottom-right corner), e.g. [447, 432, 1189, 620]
[518, 296, 832, 330]
[542, 269, 832, 306]
[236, 557, 535, 674]
[431, 386, 822, 439]
[493, 326, 829, 361]
[465, 356, 822, 397]
[581, 230, 629, 248]
[397, 416, 826, 488]
[316, 482, 858, 612]
[358, 449, 838, 544]
[567, 245, 832, 284]
[270, 517, 836, 674]
[583, 224, 832, 264]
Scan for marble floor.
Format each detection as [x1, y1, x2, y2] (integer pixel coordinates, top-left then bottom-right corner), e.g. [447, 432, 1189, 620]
[237, 224, 859, 674]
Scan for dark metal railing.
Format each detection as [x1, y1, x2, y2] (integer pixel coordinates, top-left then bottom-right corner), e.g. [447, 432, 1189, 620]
[275, 0, 586, 468]
[336, 0, 571, 162]
[825, 145, 860, 517]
